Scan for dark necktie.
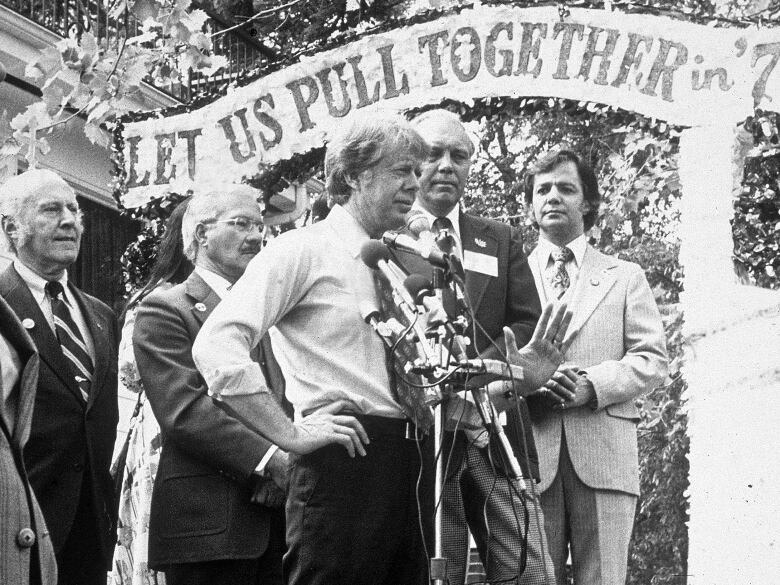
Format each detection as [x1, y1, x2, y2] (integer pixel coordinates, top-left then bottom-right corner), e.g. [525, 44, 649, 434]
[372, 271, 434, 432]
[432, 216, 463, 315]
[45, 281, 93, 401]
[550, 246, 575, 299]
[432, 216, 458, 258]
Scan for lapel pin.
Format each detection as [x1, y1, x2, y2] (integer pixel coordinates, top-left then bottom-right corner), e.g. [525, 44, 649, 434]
[474, 238, 486, 248]
[96, 323, 103, 330]
[194, 302, 207, 312]
[22, 318, 35, 329]
[591, 278, 600, 286]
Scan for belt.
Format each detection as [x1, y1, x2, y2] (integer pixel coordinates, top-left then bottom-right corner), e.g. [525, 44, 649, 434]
[354, 414, 423, 441]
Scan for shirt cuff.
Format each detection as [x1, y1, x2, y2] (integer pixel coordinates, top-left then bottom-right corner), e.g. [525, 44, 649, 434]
[579, 371, 599, 411]
[254, 445, 279, 477]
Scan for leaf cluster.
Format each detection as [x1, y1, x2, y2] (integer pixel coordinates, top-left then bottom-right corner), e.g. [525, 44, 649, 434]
[734, 111, 780, 289]
[0, 0, 227, 166]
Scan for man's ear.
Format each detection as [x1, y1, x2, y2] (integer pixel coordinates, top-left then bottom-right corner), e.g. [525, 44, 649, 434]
[344, 173, 360, 191]
[195, 223, 209, 248]
[1, 215, 19, 248]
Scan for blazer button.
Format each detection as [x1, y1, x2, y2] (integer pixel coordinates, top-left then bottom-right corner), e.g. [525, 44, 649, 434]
[17, 528, 36, 548]
[73, 462, 84, 472]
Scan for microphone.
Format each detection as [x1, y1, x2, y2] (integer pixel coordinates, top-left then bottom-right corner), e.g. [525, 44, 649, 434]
[404, 274, 469, 364]
[381, 231, 449, 269]
[358, 301, 393, 348]
[361, 241, 437, 366]
[470, 385, 526, 485]
[360, 241, 417, 312]
[407, 210, 435, 242]
[460, 359, 526, 381]
[403, 274, 450, 324]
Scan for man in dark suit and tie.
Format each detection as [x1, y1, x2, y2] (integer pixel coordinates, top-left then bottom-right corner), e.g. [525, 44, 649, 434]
[523, 149, 668, 584]
[0, 169, 118, 585]
[0, 294, 57, 585]
[407, 109, 555, 585]
[132, 187, 288, 585]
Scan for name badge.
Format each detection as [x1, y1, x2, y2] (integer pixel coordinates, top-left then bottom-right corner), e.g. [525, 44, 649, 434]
[463, 250, 498, 277]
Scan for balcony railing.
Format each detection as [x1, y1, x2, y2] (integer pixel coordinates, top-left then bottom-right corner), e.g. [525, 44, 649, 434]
[0, 0, 274, 103]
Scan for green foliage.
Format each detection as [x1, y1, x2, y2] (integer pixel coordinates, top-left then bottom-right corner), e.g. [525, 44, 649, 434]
[0, 0, 228, 164]
[734, 112, 780, 289]
[119, 192, 190, 292]
[629, 307, 689, 585]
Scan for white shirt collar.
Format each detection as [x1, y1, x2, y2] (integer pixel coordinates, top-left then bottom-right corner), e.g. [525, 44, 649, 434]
[327, 204, 372, 258]
[411, 201, 461, 240]
[194, 266, 233, 299]
[14, 259, 69, 304]
[537, 233, 587, 267]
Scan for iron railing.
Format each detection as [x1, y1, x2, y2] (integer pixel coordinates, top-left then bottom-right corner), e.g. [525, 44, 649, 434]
[0, 0, 273, 102]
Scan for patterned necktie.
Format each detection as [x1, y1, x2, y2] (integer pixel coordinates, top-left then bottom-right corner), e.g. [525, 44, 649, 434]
[45, 281, 93, 401]
[372, 271, 434, 432]
[550, 246, 575, 299]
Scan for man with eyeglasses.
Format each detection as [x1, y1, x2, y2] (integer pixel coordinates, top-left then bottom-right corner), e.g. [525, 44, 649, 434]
[132, 186, 290, 585]
[0, 169, 118, 585]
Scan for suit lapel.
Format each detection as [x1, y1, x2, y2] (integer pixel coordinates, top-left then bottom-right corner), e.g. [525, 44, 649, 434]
[460, 214, 498, 313]
[0, 298, 38, 447]
[0, 266, 84, 404]
[563, 246, 618, 343]
[185, 272, 221, 326]
[527, 248, 547, 304]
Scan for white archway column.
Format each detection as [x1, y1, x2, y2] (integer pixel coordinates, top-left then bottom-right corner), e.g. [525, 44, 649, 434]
[679, 125, 780, 583]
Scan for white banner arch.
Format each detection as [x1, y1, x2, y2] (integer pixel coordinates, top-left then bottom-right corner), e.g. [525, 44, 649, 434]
[119, 7, 780, 582]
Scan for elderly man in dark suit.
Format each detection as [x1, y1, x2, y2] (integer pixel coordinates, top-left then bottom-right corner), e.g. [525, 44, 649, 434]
[0, 294, 57, 585]
[0, 169, 118, 585]
[405, 109, 555, 585]
[132, 186, 288, 585]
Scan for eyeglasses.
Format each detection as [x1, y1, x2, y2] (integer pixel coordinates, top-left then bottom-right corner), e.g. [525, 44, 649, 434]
[207, 217, 264, 233]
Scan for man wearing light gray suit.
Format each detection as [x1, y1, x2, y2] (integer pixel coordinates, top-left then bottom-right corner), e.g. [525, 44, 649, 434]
[523, 149, 668, 585]
[0, 294, 57, 585]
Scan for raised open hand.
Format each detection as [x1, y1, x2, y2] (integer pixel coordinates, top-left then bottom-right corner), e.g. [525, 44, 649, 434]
[502, 302, 573, 393]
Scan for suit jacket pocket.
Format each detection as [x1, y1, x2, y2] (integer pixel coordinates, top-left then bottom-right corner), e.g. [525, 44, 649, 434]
[605, 400, 640, 422]
[158, 472, 230, 538]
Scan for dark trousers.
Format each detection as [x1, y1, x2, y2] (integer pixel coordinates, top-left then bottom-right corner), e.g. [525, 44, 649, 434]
[164, 508, 286, 585]
[284, 423, 433, 585]
[55, 476, 106, 585]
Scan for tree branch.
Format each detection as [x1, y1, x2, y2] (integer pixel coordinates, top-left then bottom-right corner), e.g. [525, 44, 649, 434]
[210, 0, 303, 39]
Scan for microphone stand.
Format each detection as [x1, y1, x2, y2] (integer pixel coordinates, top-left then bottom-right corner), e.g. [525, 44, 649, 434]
[430, 399, 448, 585]
[429, 264, 450, 585]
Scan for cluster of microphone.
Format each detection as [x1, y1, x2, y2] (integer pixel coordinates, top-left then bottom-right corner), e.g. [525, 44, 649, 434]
[360, 213, 527, 482]
[359, 212, 524, 383]
[360, 212, 467, 375]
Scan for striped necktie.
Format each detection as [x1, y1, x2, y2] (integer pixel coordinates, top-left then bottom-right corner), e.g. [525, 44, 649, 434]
[45, 281, 93, 401]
